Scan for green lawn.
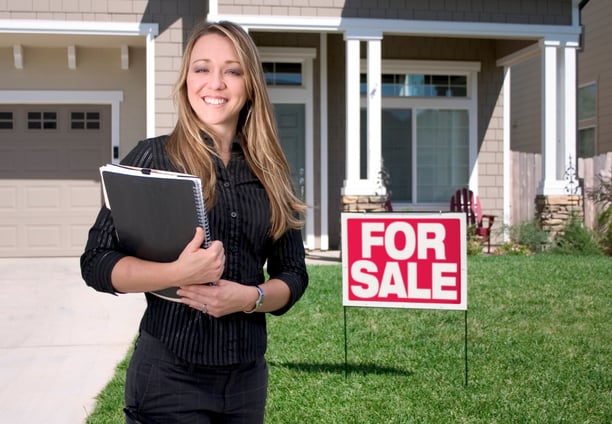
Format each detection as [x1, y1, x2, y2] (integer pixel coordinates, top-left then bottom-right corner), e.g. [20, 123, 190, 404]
[87, 255, 611, 423]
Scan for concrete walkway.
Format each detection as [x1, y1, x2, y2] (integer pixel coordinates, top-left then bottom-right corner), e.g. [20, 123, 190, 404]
[0, 252, 339, 423]
[0, 257, 145, 423]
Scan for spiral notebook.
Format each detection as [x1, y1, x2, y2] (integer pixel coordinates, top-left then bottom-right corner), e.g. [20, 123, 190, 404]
[99, 164, 211, 302]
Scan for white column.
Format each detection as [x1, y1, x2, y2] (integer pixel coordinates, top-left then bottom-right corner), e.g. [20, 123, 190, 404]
[538, 40, 566, 195]
[367, 38, 383, 192]
[342, 37, 361, 195]
[502, 66, 511, 240]
[319, 33, 329, 250]
[538, 40, 579, 195]
[563, 43, 580, 194]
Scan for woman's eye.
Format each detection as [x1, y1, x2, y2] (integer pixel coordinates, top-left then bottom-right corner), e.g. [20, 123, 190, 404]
[194, 67, 209, 73]
[227, 69, 243, 76]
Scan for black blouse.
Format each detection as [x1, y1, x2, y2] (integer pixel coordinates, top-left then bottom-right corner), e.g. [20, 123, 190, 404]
[80, 135, 308, 365]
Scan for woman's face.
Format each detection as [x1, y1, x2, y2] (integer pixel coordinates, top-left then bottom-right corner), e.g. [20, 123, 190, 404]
[186, 33, 248, 139]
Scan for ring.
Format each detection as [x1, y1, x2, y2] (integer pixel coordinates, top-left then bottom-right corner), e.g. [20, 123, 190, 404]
[201, 304, 207, 314]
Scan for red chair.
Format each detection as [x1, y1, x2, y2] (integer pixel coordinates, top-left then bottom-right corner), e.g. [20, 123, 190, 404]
[450, 188, 495, 253]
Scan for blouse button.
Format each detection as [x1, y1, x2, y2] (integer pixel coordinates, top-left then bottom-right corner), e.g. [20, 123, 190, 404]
[230, 211, 237, 218]
[223, 182, 230, 188]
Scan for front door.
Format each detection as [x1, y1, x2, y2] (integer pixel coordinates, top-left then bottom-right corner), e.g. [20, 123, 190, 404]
[262, 47, 316, 248]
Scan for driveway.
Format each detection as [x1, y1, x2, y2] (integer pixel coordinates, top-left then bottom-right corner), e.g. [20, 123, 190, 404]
[0, 257, 145, 423]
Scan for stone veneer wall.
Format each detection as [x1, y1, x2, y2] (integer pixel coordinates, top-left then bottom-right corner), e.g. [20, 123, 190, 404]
[342, 195, 389, 213]
[535, 195, 583, 240]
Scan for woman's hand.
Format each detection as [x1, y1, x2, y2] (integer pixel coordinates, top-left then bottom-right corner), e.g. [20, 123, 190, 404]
[110, 227, 224, 294]
[177, 279, 258, 318]
[174, 227, 225, 287]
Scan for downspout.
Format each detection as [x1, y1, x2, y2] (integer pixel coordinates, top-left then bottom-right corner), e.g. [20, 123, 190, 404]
[578, 0, 590, 50]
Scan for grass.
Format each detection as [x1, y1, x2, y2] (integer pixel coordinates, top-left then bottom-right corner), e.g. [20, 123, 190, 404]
[87, 255, 611, 423]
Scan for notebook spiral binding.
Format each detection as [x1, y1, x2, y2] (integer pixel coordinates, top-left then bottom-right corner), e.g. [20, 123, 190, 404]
[193, 180, 211, 249]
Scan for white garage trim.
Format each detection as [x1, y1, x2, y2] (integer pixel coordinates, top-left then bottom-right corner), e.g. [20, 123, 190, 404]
[0, 19, 157, 37]
[0, 19, 158, 153]
[0, 90, 123, 164]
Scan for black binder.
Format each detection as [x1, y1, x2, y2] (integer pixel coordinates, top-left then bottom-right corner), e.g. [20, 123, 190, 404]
[99, 164, 211, 302]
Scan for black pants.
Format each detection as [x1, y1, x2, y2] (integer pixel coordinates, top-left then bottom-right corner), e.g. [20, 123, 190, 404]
[124, 331, 268, 424]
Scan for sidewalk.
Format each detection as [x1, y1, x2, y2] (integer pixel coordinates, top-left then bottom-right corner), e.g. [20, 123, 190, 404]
[0, 257, 145, 423]
[305, 249, 341, 265]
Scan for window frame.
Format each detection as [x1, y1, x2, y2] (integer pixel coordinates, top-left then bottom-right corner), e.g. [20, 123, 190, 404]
[70, 111, 102, 130]
[360, 60, 480, 208]
[578, 126, 596, 159]
[578, 82, 597, 157]
[26, 110, 58, 131]
[578, 82, 597, 122]
[0, 110, 14, 130]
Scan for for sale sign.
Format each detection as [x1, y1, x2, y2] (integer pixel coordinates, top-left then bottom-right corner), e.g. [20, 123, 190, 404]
[342, 213, 467, 310]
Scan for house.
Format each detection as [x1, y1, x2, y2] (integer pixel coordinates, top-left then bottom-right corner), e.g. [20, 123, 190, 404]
[0, 0, 585, 257]
[509, 0, 612, 233]
[577, 0, 612, 227]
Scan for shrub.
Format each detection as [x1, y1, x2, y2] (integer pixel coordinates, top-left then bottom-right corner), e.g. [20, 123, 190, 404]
[550, 213, 603, 255]
[593, 207, 612, 255]
[493, 242, 532, 256]
[586, 168, 612, 255]
[466, 224, 484, 256]
[509, 219, 550, 253]
[493, 219, 549, 255]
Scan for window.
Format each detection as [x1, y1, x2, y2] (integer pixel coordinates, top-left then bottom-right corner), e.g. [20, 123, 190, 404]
[0, 111, 13, 129]
[578, 83, 596, 158]
[360, 73, 468, 97]
[361, 108, 469, 203]
[263, 62, 302, 86]
[27, 111, 57, 130]
[578, 127, 595, 158]
[361, 109, 413, 200]
[578, 83, 596, 121]
[416, 109, 469, 202]
[71, 111, 101, 130]
[359, 61, 478, 206]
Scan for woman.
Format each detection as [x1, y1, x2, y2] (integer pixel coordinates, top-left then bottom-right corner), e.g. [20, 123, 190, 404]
[81, 20, 308, 423]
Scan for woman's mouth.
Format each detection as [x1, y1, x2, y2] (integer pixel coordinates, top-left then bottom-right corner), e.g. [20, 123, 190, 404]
[204, 96, 227, 105]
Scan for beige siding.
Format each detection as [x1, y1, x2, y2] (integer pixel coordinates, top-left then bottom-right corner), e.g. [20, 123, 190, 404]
[1, 0, 197, 19]
[510, 55, 541, 154]
[478, 51, 505, 224]
[579, 0, 612, 154]
[218, 0, 572, 24]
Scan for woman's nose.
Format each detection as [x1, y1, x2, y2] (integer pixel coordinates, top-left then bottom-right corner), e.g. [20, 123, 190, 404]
[208, 71, 225, 89]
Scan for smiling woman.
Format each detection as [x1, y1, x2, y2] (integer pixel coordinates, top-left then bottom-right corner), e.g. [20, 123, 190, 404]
[186, 32, 247, 150]
[80, 20, 309, 423]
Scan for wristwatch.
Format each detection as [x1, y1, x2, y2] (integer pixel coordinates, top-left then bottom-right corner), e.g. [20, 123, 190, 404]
[244, 285, 264, 314]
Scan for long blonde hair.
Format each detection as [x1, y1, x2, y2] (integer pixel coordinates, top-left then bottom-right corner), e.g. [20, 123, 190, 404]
[166, 20, 306, 240]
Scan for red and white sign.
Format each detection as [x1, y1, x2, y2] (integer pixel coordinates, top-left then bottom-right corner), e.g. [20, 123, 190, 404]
[342, 213, 467, 310]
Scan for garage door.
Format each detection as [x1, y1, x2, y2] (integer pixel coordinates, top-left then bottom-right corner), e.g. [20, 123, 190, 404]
[0, 105, 110, 257]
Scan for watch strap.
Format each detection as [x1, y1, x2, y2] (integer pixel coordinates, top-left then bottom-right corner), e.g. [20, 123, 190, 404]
[244, 285, 264, 314]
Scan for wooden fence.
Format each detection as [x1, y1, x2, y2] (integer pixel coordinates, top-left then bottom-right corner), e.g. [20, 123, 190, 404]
[510, 151, 612, 228]
[579, 152, 612, 227]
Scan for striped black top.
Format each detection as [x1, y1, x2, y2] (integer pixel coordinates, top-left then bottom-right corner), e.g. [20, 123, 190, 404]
[80, 135, 308, 365]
